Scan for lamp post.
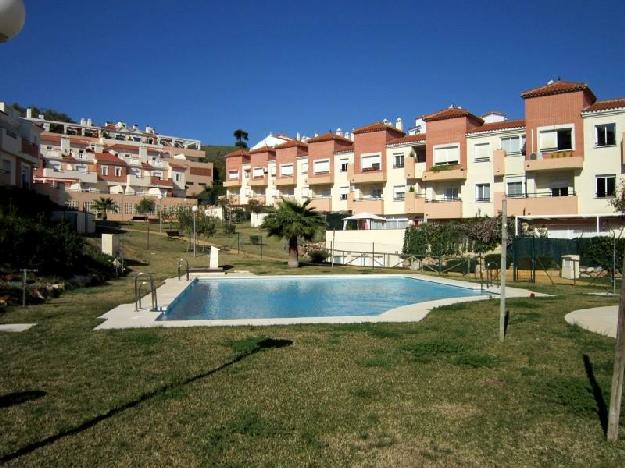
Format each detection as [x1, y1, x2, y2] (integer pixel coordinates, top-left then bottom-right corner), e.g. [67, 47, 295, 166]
[157, 194, 163, 233]
[0, 0, 26, 43]
[192, 205, 198, 257]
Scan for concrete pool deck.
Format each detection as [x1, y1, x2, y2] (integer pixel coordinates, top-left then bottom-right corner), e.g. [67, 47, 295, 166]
[565, 305, 618, 338]
[94, 273, 543, 330]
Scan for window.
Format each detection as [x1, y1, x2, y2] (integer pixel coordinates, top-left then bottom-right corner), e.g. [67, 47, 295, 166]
[174, 173, 181, 182]
[370, 187, 383, 199]
[339, 186, 349, 200]
[501, 135, 525, 155]
[252, 167, 264, 178]
[153, 171, 163, 179]
[114, 167, 122, 177]
[444, 187, 459, 201]
[101, 165, 109, 176]
[2, 159, 12, 176]
[474, 143, 491, 162]
[76, 165, 87, 173]
[339, 159, 349, 172]
[433, 145, 459, 165]
[313, 159, 330, 174]
[596, 175, 616, 198]
[476, 183, 491, 202]
[507, 181, 524, 197]
[551, 186, 568, 197]
[314, 187, 331, 197]
[269, 165, 276, 176]
[596, 124, 616, 147]
[393, 185, 406, 201]
[393, 153, 404, 168]
[228, 170, 239, 180]
[361, 154, 381, 171]
[280, 164, 293, 176]
[301, 161, 308, 174]
[539, 127, 573, 152]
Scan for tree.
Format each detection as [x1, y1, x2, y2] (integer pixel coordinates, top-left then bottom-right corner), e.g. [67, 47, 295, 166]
[10, 102, 75, 123]
[233, 129, 249, 148]
[92, 197, 118, 221]
[247, 198, 264, 214]
[135, 197, 155, 215]
[261, 199, 326, 267]
[610, 179, 625, 214]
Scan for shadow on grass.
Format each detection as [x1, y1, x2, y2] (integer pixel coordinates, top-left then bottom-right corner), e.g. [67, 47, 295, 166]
[582, 354, 609, 435]
[0, 390, 47, 409]
[0, 337, 292, 464]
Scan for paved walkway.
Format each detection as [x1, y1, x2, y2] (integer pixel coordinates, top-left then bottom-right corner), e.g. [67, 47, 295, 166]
[565, 305, 618, 338]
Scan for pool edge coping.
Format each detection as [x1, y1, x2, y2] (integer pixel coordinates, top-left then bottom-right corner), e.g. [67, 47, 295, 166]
[94, 272, 542, 330]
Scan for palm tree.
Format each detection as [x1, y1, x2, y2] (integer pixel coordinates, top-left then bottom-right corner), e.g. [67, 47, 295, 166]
[261, 199, 326, 267]
[92, 197, 118, 221]
[233, 129, 249, 148]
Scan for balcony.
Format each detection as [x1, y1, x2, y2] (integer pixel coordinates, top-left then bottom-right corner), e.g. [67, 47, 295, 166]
[21, 139, 39, 159]
[249, 195, 266, 205]
[308, 171, 333, 185]
[404, 157, 425, 179]
[348, 193, 384, 214]
[350, 166, 386, 184]
[424, 198, 463, 219]
[127, 174, 151, 187]
[308, 197, 332, 212]
[525, 152, 583, 172]
[493, 149, 505, 176]
[506, 192, 578, 216]
[422, 165, 467, 182]
[224, 178, 242, 187]
[249, 174, 268, 186]
[404, 191, 426, 213]
[275, 175, 296, 186]
[41, 167, 97, 183]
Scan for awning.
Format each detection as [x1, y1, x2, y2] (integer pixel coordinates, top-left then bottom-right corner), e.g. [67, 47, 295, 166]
[343, 212, 386, 221]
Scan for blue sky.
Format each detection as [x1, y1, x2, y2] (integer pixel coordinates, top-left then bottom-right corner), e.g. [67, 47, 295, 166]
[2, 0, 624, 145]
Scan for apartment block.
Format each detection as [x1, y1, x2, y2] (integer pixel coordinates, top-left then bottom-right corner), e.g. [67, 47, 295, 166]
[225, 80, 625, 237]
[0, 102, 41, 189]
[28, 112, 212, 220]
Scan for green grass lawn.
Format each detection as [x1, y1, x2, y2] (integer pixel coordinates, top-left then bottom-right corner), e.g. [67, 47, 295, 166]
[1, 227, 625, 465]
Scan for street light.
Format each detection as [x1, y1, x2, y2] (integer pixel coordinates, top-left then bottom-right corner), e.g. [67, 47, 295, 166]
[192, 205, 198, 257]
[0, 0, 25, 43]
[157, 194, 163, 233]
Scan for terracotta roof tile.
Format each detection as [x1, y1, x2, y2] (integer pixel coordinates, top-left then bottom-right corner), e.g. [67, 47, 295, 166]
[150, 176, 174, 187]
[225, 148, 250, 158]
[353, 122, 405, 136]
[168, 161, 187, 169]
[521, 80, 596, 101]
[424, 107, 483, 124]
[275, 140, 308, 150]
[583, 98, 625, 113]
[94, 152, 127, 166]
[388, 134, 427, 145]
[248, 145, 276, 154]
[467, 119, 526, 134]
[307, 132, 353, 143]
[141, 162, 156, 171]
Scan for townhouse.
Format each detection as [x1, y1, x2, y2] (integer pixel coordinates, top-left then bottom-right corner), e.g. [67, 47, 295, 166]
[224, 80, 625, 237]
[28, 112, 212, 219]
[0, 102, 41, 189]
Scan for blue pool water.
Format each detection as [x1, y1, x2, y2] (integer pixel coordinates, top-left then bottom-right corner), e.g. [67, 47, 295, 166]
[160, 276, 484, 321]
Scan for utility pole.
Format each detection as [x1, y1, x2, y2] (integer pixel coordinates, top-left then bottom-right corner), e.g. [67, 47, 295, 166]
[499, 199, 507, 342]
[607, 254, 625, 441]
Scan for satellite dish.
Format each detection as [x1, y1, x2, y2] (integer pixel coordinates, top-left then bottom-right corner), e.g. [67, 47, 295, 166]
[0, 0, 26, 43]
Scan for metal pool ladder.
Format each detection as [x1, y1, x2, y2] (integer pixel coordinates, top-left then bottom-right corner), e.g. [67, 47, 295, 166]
[134, 273, 159, 312]
[177, 258, 190, 281]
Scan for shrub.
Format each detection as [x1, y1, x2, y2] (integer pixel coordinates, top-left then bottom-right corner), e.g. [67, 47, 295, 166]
[308, 248, 330, 264]
[222, 222, 236, 235]
[445, 258, 476, 274]
[249, 235, 262, 245]
[484, 253, 512, 269]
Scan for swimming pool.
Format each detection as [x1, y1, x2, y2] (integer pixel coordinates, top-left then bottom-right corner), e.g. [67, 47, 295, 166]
[159, 275, 485, 321]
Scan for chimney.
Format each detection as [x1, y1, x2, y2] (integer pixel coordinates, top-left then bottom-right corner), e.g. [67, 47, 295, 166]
[382, 118, 390, 125]
[335, 127, 342, 136]
[80, 118, 87, 126]
[395, 117, 403, 131]
[296, 131, 301, 141]
[350, 129, 355, 142]
[38, 114, 44, 119]
[87, 118, 92, 127]
[26, 108, 33, 119]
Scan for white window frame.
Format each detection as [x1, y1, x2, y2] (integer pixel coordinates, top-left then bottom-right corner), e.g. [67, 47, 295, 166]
[538, 124, 575, 153]
[360, 153, 381, 171]
[505, 176, 526, 198]
[474, 143, 491, 162]
[280, 164, 294, 176]
[595, 123, 616, 147]
[444, 186, 460, 201]
[313, 159, 330, 174]
[393, 153, 405, 168]
[475, 183, 491, 202]
[339, 159, 349, 172]
[100, 165, 109, 176]
[114, 166, 122, 177]
[228, 170, 239, 180]
[500, 135, 525, 156]
[252, 167, 264, 178]
[596, 174, 616, 198]
[433, 143, 460, 166]
[301, 161, 308, 174]
[393, 185, 406, 201]
[339, 186, 349, 200]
